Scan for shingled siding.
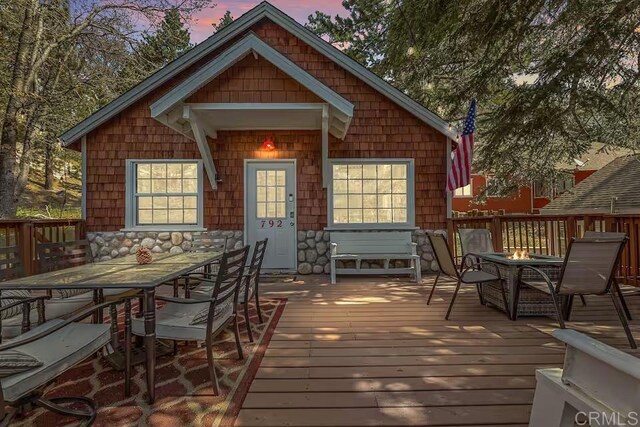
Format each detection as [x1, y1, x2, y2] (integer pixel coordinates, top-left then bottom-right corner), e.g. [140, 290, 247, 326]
[81, 18, 447, 236]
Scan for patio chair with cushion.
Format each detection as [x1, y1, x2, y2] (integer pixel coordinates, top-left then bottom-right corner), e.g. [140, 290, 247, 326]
[0, 247, 102, 340]
[178, 235, 228, 298]
[192, 239, 268, 342]
[458, 228, 494, 267]
[0, 297, 133, 425]
[427, 234, 509, 320]
[515, 236, 636, 348]
[37, 240, 134, 322]
[131, 245, 249, 395]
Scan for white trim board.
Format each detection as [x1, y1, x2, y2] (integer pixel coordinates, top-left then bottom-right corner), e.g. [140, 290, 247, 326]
[59, 1, 455, 147]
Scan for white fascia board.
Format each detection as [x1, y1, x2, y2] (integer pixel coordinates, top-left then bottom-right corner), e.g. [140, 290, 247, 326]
[60, 3, 273, 146]
[150, 34, 354, 121]
[260, 5, 457, 140]
[61, 2, 454, 146]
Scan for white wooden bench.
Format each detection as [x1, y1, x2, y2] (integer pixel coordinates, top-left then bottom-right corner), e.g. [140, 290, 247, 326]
[330, 231, 421, 284]
[529, 329, 640, 426]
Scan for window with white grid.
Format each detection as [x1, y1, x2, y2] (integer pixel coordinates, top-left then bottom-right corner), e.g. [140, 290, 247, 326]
[330, 160, 414, 228]
[256, 170, 287, 219]
[127, 160, 202, 227]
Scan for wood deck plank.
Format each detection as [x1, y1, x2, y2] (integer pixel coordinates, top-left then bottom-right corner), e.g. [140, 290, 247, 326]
[235, 275, 640, 427]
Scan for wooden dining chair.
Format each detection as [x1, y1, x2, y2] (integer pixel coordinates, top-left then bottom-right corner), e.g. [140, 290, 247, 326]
[427, 234, 508, 320]
[515, 236, 636, 348]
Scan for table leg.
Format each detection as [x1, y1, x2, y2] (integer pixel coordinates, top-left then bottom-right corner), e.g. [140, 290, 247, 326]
[143, 288, 156, 403]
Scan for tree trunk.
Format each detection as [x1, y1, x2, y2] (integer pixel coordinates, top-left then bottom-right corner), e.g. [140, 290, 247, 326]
[0, 2, 36, 218]
[44, 140, 55, 190]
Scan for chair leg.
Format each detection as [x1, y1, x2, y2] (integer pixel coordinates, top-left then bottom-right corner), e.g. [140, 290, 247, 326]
[255, 291, 264, 324]
[427, 273, 440, 305]
[233, 315, 244, 360]
[445, 279, 461, 320]
[244, 302, 254, 343]
[205, 335, 219, 395]
[614, 281, 633, 320]
[579, 294, 587, 306]
[476, 284, 485, 305]
[610, 291, 637, 349]
[498, 281, 511, 321]
[548, 291, 566, 329]
[35, 396, 97, 426]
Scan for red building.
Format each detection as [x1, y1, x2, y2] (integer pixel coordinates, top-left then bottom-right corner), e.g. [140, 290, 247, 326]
[452, 146, 628, 214]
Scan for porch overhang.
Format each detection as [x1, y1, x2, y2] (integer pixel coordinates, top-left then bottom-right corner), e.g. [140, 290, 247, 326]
[150, 32, 354, 190]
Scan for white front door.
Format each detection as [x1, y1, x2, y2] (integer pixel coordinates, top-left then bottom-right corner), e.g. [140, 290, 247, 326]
[245, 160, 297, 270]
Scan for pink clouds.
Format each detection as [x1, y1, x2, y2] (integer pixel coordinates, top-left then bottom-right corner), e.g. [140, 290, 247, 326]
[188, 0, 346, 43]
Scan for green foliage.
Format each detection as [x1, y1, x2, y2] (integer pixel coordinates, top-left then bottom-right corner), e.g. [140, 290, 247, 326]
[136, 9, 193, 76]
[308, 0, 640, 195]
[212, 10, 234, 33]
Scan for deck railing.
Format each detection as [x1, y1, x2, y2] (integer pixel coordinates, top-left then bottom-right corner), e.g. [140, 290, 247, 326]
[0, 219, 86, 275]
[447, 214, 640, 286]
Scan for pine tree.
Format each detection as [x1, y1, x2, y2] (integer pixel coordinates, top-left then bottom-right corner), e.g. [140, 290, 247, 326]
[137, 9, 192, 75]
[308, 0, 640, 195]
[212, 10, 234, 33]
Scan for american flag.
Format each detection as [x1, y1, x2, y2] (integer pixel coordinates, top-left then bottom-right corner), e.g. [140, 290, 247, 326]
[447, 99, 476, 192]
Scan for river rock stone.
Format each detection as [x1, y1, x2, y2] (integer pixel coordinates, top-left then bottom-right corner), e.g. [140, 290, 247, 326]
[141, 237, 155, 249]
[298, 263, 312, 274]
[298, 250, 305, 262]
[118, 247, 130, 256]
[297, 242, 308, 249]
[169, 246, 184, 254]
[316, 241, 327, 255]
[312, 265, 323, 274]
[305, 249, 318, 263]
[171, 232, 183, 246]
[151, 245, 163, 254]
[157, 232, 170, 240]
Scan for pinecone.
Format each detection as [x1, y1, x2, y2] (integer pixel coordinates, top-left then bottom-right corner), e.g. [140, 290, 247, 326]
[136, 247, 153, 265]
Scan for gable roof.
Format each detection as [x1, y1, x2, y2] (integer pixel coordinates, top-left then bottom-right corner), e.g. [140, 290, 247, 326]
[151, 32, 354, 139]
[60, 1, 455, 146]
[542, 155, 640, 213]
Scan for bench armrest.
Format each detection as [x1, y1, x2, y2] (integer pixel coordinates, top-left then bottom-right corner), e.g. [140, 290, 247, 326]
[330, 242, 338, 256]
[409, 242, 417, 255]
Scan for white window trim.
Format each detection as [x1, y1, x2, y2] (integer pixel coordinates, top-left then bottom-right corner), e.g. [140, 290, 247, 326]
[326, 158, 416, 231]
[453, 179, 473, 198]
[123, 159, 206, 232]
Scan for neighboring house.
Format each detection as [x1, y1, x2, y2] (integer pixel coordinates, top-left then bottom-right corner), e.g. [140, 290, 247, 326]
[452, 144, 632, 214]
[541, 155, 640, 214]
[60, 2, 457, 274]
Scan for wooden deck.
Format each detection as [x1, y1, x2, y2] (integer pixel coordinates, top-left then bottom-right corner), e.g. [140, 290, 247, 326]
[236, 275, 640, 426]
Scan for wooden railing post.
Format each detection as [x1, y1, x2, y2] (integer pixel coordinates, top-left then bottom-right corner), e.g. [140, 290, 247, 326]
[18, 222, 35, 276]
[492, 216, 504, 252]
[566, 215, 577, 241]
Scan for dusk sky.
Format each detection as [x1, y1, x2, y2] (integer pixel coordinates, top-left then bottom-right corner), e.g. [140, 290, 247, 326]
[189, 0, 347, 43]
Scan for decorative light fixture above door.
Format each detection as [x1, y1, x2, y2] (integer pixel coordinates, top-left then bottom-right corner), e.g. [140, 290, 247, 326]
[261, 137, 276, 151]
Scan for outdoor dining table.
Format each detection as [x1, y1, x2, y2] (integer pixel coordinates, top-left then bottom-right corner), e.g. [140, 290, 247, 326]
[0, 251, 222, 403]
[470, 252, 564, 320]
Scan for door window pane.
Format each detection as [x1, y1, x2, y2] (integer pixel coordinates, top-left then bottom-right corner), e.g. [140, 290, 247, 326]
[256, 168, 286, 219]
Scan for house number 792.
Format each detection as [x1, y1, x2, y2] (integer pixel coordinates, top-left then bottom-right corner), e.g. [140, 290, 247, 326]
[260, 220, 282, 228]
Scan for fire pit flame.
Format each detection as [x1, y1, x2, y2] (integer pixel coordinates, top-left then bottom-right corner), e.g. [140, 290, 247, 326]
[509, 250, 530, 260]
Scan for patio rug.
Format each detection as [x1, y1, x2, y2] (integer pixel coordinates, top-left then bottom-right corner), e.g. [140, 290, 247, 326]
[13, 298, 287, 427]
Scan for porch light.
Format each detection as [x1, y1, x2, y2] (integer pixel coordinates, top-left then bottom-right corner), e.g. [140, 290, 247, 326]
[261, 137, 276, 151]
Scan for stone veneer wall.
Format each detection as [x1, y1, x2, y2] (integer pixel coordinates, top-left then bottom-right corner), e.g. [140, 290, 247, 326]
[87, 230, 244, 262]
[88, 229, 445, 275]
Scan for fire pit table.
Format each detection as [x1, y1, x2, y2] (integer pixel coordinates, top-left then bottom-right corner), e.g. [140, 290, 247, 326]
[470, 252, 565, 319]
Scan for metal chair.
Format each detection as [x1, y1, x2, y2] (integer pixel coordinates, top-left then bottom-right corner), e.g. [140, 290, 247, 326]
[0, 297, 133, 425]
[193, 240, 268, 342]
[515, 236, 636, 348]
[178, 235, 228, 298]
[427, 234, 509, 320]
[131, 245, 249, 395]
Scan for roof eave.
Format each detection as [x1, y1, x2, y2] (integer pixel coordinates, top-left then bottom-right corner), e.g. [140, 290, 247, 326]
[60, 1, 455, 146]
